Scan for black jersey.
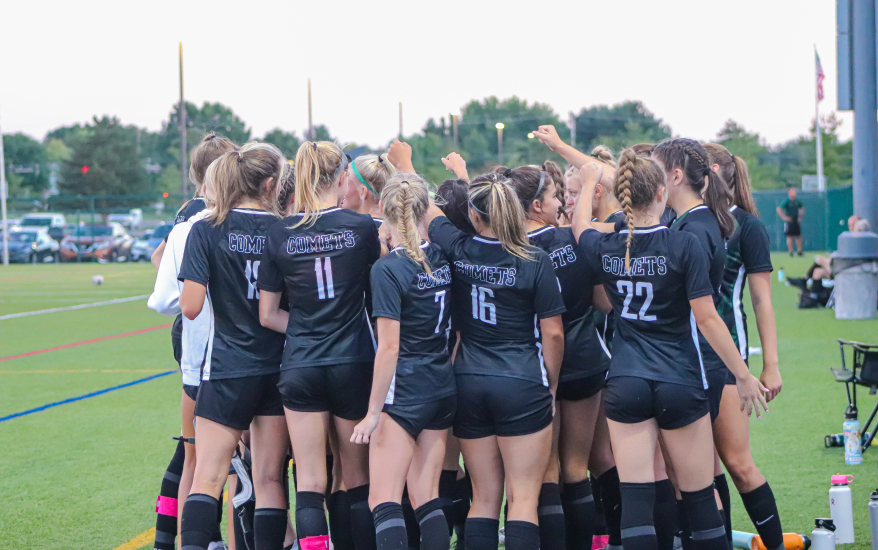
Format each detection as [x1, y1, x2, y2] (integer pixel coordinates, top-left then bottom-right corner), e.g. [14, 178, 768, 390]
[528, 225, 610, 380]
[670, 205, 728, 371]
[578, 225, 714, 388]
[428, 217, 566, 385]
[609, 207, 677, 231]
[178, 209, 285, 380]
[660, 207, 677, 227]
[167, 198, 208, 242]
[719, 207, 772, 361]
[371, 242, 455, 405]
[258, 207, 380, 368]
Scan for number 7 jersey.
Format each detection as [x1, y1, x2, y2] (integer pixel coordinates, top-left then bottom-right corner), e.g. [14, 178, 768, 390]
[578, 225, 715, 389]
[258, 207, 381, 369]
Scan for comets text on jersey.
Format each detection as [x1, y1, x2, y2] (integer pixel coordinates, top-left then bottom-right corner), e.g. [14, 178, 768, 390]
[417, 264, 452, 289]
[602, 255, 667, 277]
[286, 231, 355, 255]
[228, 233, 266, 254]
[549, 245, 577, 269]
[453, 261, 517, 286]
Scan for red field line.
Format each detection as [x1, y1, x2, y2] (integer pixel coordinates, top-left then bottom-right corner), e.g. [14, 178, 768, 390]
[0, 324, 173, 363]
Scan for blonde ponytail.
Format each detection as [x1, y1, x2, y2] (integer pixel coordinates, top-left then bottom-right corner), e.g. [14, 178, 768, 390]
[612, 149, 667, 272]
[352, 153, 398, 199]
[469, 173, 535, 261]
[293, 141, 346, 227]
[381, 174, 431, 275]
[205, 141, 284, 226]
[615, 151, 636, 271]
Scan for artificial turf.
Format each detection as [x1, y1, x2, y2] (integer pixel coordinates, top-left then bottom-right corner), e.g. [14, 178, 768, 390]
[0, 254, 876, 549]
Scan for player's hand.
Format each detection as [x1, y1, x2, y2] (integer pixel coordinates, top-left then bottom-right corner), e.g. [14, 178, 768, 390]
[759, 366, 783, 402]
[580, 162, 603, 187]
[441, 152, 469, 180]
[351, 412, 380, 444]
[387, 139, 414, 172]
[736, 374, 769, 419]
[532, 125, 564, 151]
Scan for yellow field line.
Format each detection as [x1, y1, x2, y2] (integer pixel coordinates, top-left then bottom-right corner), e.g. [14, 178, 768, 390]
[0, 369, 169, 374]
[114, 491, 229, 549]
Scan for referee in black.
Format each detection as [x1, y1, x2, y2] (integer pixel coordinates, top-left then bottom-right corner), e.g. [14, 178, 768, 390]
[776, 188, 804, 256]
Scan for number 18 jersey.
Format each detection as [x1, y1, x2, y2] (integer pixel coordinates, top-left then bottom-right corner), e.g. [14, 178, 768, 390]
[428, 217, 566, 385]
[578, 225, 714, 388]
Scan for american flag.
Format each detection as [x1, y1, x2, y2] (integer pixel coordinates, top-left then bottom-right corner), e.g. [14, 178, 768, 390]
[816, 51, 825, 102]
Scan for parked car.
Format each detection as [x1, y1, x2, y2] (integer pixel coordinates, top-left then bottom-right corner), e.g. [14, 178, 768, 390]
[131, 222, 172, 262]
[1, 218, 21, 231]
[3, 227, 61, 263]
[60, 222, 134, 262]
[107, 208, 143, 229]
[20, 213, 67, 241]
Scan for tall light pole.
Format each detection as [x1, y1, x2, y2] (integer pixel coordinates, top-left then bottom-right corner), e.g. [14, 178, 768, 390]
[0, 110, 8, 266]
[495, 122, 505, 164]
[179, 42, 187, 196]
[307, 78, 313, 141]
[451, 113, 460, 149]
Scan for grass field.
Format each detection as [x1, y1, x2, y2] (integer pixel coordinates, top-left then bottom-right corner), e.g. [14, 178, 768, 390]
[1, 254, 877, 549]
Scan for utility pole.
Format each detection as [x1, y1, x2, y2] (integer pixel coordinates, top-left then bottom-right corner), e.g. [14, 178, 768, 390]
[399, 102, 403, 139]
[568, 111, 577, 148]
[179, 42, 188, 196]
[852, 0, 878, 226]
[451, 113, 459, 149]
[0, 110, 8, 266]
[308, 78, 313, 141]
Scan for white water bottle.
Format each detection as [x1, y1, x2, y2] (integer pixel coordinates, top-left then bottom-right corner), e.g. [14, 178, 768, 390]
[869, 491, 878, 550]
[812, 518, 836, 550]
[830, 475, 855, 544]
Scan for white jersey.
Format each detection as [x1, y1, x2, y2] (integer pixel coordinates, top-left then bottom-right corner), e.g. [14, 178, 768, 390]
[148, 210, 211, 386]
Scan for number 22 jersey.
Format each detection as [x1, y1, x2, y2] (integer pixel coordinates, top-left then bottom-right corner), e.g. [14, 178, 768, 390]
[578, 225, 714, 388]
[178, 208, 285, 380]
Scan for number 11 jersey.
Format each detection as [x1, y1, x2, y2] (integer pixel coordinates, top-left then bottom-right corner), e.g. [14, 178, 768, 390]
[258, 207, 381, 369]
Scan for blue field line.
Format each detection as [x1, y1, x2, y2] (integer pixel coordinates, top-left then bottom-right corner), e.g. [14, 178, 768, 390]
[0, 369, 176, 423]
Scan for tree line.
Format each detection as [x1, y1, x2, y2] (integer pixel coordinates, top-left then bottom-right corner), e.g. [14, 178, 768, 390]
[2, 97, 852, 204]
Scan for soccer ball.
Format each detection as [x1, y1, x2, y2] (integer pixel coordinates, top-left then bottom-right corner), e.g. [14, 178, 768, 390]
[92, 275, 104, 285]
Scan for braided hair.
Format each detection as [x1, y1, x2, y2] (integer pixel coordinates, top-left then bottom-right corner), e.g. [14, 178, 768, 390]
[381, 174, 431, 275]
[613, 149, 666, 271]
[653, 138, 734, 238]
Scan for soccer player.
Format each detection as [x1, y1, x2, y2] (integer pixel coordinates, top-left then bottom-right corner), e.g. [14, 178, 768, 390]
[257, 141, 381, 550]
[424, 172, 566, 550]
[148, 133, 237, 550]
[347, 174, 455, 550]
[572, 149, 767, 550]
[178, 143, 291, 550]
[705, 143, 786, 550]
[341, 153, 397, 224]
[776, 188, 804, 256]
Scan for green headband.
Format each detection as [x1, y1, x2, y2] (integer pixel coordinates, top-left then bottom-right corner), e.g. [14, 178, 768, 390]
[350, 161, 377, 195]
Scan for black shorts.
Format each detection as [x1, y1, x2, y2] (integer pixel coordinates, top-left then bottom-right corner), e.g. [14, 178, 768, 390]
[384, 395, 457, 439]
[454, 374, 553, 439]
[604, 376, 709, 430]
[706, 369, 729, 423]
[784, 220, 801, 237]
[171, 317, 183, 366]
[183, 384, 198, 402]
[195, 374, 284, 430]
[557, 371, 607, 402]
[278, 362, 372, 420]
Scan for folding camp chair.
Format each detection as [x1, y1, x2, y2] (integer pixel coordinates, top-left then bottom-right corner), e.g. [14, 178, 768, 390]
[830, 339, 878, 451]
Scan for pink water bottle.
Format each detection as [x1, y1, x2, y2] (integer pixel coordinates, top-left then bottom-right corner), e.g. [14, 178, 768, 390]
[830, 474, 855, 544]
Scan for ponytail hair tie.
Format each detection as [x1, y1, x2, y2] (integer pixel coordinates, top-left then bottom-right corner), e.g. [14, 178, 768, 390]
[504, 168, 513, 178]
[236, 150, 244, 162]
[730, 154, 736, 163]
[312, 142, 318, 151]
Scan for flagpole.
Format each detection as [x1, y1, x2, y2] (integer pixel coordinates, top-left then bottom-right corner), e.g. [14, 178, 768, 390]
[815, 47, 826, 191]
[179, 42, 188, 196]
[0, 108, 8, 266]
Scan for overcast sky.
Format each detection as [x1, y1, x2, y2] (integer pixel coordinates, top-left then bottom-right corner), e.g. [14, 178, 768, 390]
[0, 0, 847, 149]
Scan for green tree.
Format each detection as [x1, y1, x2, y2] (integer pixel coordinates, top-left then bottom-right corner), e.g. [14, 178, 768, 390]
[574, 101, 671, 152]
[2, 133, 49, 195]
[58, 116, 150, 206]
[261, 129, 301, 158]
[763, 113, 852, 188]
[714, 120, 780, 190]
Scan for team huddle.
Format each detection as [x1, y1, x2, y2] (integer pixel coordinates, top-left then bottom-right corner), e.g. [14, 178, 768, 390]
[146, 124, 784, 550]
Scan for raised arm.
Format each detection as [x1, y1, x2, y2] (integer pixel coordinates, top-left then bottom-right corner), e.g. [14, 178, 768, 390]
[532, 125, 605, 169]
[441, 152, 469, 181]
[387, 139, 415, 173]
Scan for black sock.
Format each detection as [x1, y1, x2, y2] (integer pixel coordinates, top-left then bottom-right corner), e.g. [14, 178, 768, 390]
[181, 493, 219, 550]
[598, 467, 623, 548]
[233, 500, 256, 550]
[349, 484, 378, 550]
[740, 483, 784, 550]
[453, 473, 472, 543]
[416, 498, 451, 550]
[154, 439, 184, 550]
[678, 499, 693, 550]
[620, 482, 657, 550]
[505, 520, 541, 550]
[328, 490, 355, 550]
[439, 470, 458, 536]
[465, 518, 499, 550]
[402, 488, 421, 550]
[562, 479, 596, 550]
[654, 480, 677, 550]
[714, 474, 732, 545]
[537, 482, 566, 550]
[255, 508, 287, 550]
[374, 501, 408, 550]
[682, 485, 727, 550]
[592, 473, 608, 536]
[326, 454, 334, 496]
[213, 488, 224, 543]
[295, 491, 329, 547]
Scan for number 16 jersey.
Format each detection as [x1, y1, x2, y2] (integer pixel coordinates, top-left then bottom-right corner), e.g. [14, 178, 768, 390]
[258, 207, 381, 369]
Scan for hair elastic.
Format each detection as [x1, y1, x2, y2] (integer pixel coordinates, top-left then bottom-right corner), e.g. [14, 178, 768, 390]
[350, 160, 377, 195]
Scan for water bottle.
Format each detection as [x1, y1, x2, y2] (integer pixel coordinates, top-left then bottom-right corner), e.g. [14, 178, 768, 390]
[825, 434, 845, 448]
[778, 268, 785, 282]
[844, 408, 863, 465]
[750, 533, 811, 550]
[812, 519, 836, 550]
[830, 475, 855, 544]
[869, 491, 878, 550]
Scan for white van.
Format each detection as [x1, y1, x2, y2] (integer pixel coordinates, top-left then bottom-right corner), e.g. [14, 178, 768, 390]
[20, 213, 67, 241]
